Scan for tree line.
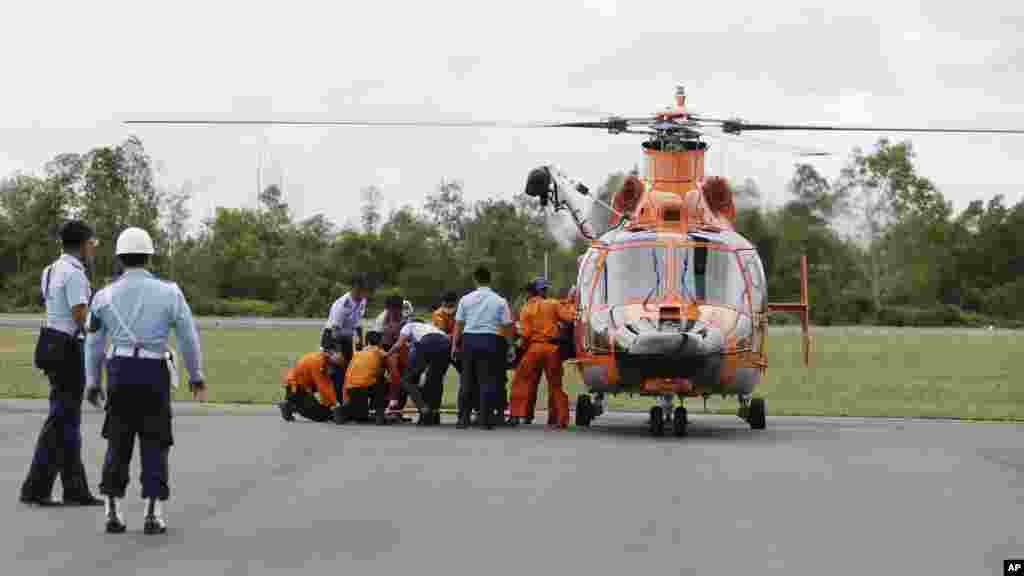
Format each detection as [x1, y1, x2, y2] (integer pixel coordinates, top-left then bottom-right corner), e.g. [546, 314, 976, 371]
[1, 136, 1021, 326]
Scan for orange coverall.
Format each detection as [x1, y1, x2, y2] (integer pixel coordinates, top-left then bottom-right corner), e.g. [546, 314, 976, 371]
[285, 352, 339, 409]
[344, 345, 387, 400]
[509, 296, 575, 427]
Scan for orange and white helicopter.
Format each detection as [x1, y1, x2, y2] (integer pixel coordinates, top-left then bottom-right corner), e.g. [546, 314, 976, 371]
[519, 85, 1024, 436]
[126, 85, 1024, 436]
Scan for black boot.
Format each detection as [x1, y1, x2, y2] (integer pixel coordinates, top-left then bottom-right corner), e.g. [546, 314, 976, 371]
[143, 498, 167, 535]
[416, 409, 433, 426]
[456, 411, 469, 429]
[333, 406, 347, 425]
[104, 496, 126, 533]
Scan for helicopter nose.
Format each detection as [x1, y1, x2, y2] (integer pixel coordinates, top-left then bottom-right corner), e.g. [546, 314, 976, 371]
[625, 320, 724, 358]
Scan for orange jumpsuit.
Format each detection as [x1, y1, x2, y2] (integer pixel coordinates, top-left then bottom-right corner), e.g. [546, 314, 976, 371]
[344, 345, 387, 400]
[509, 296, 575, 427]
[285, 352, 339, 409]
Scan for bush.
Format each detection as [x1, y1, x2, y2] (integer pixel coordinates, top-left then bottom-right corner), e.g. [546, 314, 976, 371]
[211, 299, 276, 317]
[875, 305, 965, 327]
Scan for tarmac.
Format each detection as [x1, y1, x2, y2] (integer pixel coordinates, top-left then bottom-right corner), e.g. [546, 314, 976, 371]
[2, 399, 1021, 575]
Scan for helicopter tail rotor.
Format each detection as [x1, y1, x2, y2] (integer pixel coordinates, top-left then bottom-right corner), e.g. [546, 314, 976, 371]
[767, 255, 810, 367]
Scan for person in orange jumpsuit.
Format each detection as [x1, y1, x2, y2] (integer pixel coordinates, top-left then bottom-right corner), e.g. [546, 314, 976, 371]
[508, 277, 575, 429]
[336, 331, 390, 425]
[278, 351, 342, 423]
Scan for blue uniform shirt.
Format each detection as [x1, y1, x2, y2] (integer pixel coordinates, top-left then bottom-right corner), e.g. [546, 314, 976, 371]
[325, 292, 366, 337]
[42, 254, 91, 337]
[456, 286, 512, 335]
[84, 268, 204, 389]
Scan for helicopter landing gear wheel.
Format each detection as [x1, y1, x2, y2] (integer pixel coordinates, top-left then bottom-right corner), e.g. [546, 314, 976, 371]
[748, 397, 766, 430]
[672, 406, 688, 437]
[649, 406, 665, 437]
[576, 395, 593, 427]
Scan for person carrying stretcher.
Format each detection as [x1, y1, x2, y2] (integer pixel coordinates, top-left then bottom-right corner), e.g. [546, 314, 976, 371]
[279, 351, 344, 422]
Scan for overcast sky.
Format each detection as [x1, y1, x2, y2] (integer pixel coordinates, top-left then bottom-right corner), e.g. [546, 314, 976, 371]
[3, 0, 1023, 231]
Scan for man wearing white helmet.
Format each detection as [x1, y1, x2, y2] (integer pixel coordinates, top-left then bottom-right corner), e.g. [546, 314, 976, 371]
[83, 227, 206, 536]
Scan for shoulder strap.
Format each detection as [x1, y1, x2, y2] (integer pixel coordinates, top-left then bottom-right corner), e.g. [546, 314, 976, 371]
[107, 284, 142, 349]
[42, 265, 53, 301]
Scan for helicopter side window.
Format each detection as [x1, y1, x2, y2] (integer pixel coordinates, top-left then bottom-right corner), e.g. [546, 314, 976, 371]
[578, 251, 597, 311]
[740, 251, 766, 314]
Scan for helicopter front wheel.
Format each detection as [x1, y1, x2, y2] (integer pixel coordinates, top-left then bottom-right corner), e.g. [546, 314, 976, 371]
[748, 397, 766, 430]
[672, 406, 688, 437]
[649, 406, 665, 437]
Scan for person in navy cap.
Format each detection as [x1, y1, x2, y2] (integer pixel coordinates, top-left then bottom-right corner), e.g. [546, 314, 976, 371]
[20, 220, 103, 507]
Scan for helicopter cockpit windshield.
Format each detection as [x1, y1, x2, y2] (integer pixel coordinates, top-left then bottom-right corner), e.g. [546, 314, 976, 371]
[680, 244, 748, 313]
[602, 245, 667, 305]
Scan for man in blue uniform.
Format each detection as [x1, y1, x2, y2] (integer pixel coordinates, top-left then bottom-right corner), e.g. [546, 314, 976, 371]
[84, 227, 206, 535]
[20, 220, 103, 507]
[452, 266, 515, 430]
[323, 275, 368, 400]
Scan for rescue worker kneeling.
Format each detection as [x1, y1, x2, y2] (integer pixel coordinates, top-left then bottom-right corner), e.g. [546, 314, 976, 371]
[279, 351, 342, 423]
[335, 331, 389, 425]
[509, 277, 574, 429]
[385, 318, 449, 426]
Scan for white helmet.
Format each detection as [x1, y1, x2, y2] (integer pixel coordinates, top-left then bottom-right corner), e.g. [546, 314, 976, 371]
[402, 300, 414, 319]
[115, 227, 155, 255]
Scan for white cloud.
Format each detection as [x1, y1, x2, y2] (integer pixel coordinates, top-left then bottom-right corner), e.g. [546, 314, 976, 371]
[1, 0, 1022, 225]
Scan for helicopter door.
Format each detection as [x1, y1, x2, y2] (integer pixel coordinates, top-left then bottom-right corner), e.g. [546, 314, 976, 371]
[576, 249, 599, 353]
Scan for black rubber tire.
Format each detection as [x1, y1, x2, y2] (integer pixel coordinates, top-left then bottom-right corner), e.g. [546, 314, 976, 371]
[749, 397, 766, 430]
[576, 395, 593, 427]
[672, 406, 688, 437]
[649, 406, 665, 437]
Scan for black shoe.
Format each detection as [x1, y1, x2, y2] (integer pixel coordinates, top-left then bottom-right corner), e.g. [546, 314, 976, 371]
[456, 414, 469, 429]
[432, 412, 442, 426]
[143, 499, 166, 534]
[333, 407, 347, 425]
[143, 515, 166, 534]
[64, 494, 104, 507]
[20, 494, 60, 507]
[279, 401, 295, 422]
[105, 517, 126, 533]
[376, 415, 389, 426]
[105, 497, 126, 533]
[523, 416, 534, 425]
[506, 416, 520, 426]
[416, 411, 432, 426]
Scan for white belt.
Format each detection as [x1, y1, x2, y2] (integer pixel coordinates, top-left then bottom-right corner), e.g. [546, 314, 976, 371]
[109, 346, 165, 360]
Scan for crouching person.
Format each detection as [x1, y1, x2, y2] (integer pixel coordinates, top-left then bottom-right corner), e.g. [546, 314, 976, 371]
[336, 331, 389, 425]
[385, 318, 449, 426]
[279, 351, 342, 423]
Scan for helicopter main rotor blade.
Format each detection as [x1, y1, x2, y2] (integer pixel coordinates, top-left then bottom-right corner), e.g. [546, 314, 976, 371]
[703, 128, 834, 157]
[123, 119, 559, 128]
[692, 117, 1024, 135]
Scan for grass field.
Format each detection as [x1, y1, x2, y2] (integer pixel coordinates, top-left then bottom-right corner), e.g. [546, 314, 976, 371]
[1, 326, 1021, 421]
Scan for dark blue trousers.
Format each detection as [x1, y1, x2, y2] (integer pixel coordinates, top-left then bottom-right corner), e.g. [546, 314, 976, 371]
[99, 357, 172, 501]
[21, 341, 94, 500]
[458, 334, 504, 424]
[403, 334, 450, 412]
